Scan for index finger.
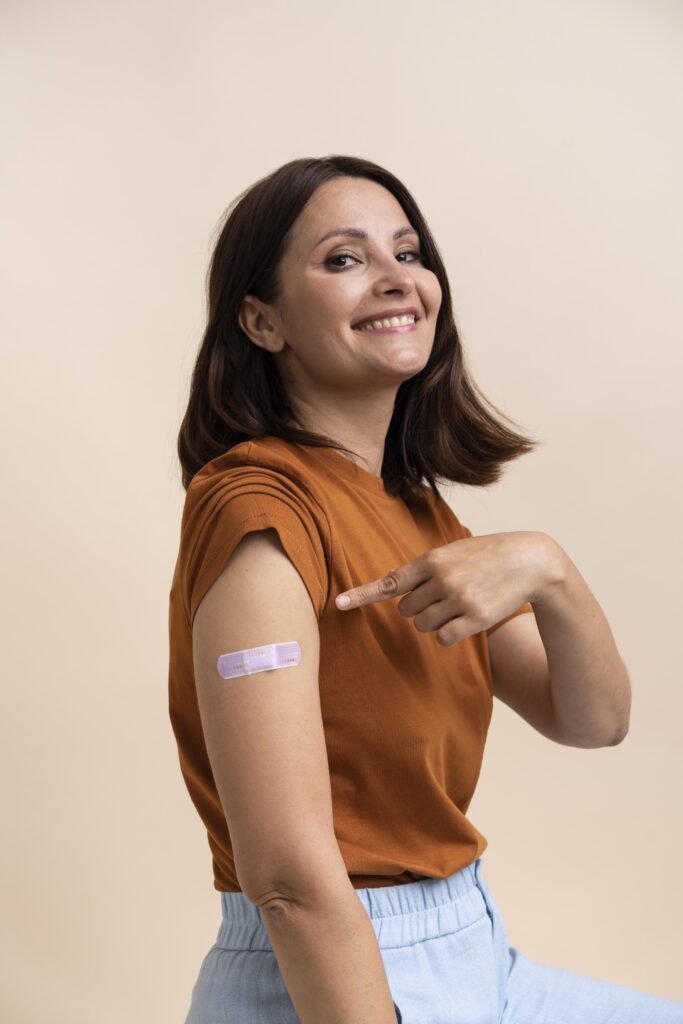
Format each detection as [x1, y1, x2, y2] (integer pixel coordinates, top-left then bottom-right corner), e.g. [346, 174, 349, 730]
[335, 566, 406, 610]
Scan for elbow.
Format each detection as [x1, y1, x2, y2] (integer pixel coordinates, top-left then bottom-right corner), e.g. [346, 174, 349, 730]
[609, 664, 632, 745]
[607, 677, 632, 746]
[606, 718, 630, 746]
[603, 667, 632, 746]
[563, 715, 630, 748]
[241, 853, 353, 913]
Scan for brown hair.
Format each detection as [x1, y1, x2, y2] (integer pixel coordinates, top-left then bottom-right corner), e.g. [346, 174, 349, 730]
[177, 154, 540, 506]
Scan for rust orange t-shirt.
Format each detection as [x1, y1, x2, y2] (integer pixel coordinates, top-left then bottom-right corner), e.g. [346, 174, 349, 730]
[168, 436, 534, 892]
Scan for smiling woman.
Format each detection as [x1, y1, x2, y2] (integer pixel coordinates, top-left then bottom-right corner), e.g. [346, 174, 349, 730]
[177, 154, 537, 502]
[169, 155, 682, 1024]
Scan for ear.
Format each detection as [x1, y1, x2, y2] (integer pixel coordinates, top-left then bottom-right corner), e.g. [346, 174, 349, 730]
[238, 295, 286, 353]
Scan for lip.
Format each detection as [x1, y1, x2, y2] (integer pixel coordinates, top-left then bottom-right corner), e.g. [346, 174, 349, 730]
[352, 306, 421, 330]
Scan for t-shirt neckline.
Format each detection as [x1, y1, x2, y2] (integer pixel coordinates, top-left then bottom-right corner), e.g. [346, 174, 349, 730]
[295, 442, 398, 499]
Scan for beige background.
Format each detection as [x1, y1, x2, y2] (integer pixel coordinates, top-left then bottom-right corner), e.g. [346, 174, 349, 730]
[2, 0, 682, 1019]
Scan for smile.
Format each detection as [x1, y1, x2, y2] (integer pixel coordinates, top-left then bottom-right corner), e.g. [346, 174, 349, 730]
[353, 314, 418, 333]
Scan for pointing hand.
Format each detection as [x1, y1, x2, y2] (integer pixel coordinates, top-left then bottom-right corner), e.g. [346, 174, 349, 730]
[334, 531, 552, 646]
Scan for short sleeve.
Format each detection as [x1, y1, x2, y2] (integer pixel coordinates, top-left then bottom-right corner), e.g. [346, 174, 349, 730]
[182, 464, 329, 627]
[459, 523, 535, 637]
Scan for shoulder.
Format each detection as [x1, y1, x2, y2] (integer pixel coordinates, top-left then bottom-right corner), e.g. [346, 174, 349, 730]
[187, 437, 323, 510]
[180, 438, 331, 624]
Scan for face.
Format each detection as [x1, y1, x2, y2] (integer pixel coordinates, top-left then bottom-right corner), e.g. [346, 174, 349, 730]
[239, 176, 442, 414]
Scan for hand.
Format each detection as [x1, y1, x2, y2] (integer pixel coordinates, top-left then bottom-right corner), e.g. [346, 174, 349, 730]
[335, 531, 556, 646]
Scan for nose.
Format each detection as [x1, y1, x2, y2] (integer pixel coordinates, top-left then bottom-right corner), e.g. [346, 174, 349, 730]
[372, 254, 417, 294]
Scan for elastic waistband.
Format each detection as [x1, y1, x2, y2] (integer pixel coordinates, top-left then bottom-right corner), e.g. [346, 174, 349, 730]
[215, 857, 487, 952]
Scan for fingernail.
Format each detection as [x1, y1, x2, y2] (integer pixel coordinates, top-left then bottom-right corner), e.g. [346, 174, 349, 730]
[336, 595, 351, 608]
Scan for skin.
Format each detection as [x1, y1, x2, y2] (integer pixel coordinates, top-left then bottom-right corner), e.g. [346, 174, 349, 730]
[238, 176, 632, 748]
[238, 175, 442, 477]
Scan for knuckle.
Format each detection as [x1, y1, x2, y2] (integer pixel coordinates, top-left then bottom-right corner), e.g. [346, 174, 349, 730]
[423, 548, 441, 570]
[444, 567, 465, 591]
[379, 572, 399, 595]
[469, 598, 487, 621]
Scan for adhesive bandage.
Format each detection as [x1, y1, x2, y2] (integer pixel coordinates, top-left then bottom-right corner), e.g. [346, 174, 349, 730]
[216, 641, 301, 680]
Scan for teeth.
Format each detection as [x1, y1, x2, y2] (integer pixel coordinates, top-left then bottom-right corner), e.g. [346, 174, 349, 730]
[356, 314, 416, 331]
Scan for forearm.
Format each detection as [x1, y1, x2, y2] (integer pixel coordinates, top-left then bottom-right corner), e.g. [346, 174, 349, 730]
[257, 881, 400, 1024]
[531, 536, 632, 747]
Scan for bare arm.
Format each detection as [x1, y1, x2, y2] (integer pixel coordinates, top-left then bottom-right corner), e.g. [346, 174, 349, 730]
[258, 880, 402, 1024]
[193, 527, 400, 1024]
[488, 534, 631, 748]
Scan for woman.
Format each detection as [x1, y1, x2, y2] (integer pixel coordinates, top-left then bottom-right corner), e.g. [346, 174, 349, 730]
[168, 155, 683, 1023]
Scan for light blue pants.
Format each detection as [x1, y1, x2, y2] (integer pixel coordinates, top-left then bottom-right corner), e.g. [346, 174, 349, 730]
[184, 856, 683, 1023]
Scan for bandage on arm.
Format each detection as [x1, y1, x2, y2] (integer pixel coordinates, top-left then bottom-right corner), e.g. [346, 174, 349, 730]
[217, 641, 301, 679]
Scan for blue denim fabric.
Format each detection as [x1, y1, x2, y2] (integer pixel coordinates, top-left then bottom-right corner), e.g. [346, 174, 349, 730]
[184, 856, 683, 1022]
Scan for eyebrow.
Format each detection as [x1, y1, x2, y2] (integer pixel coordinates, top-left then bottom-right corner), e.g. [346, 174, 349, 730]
[313, 226, 419, 250]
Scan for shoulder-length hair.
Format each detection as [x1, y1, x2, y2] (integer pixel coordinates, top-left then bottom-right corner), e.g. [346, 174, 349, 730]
[177, 154, 540, 507]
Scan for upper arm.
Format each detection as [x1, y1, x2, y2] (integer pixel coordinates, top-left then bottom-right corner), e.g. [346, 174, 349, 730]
[192, 527, 348, 906]
[487, 609, 567, 743]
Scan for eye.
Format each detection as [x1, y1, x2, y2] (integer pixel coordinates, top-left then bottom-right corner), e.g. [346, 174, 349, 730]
[325, 252, 360, 269]
[325, 250, 424, 270]
[397, 250, 424, 263]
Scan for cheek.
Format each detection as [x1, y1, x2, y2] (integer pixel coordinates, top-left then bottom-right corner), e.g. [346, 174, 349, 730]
[303, 283, 356, 334]
[422, 270, 442, 310]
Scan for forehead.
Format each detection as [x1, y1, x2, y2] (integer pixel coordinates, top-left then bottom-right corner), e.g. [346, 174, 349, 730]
[291, 177, 410, 252]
